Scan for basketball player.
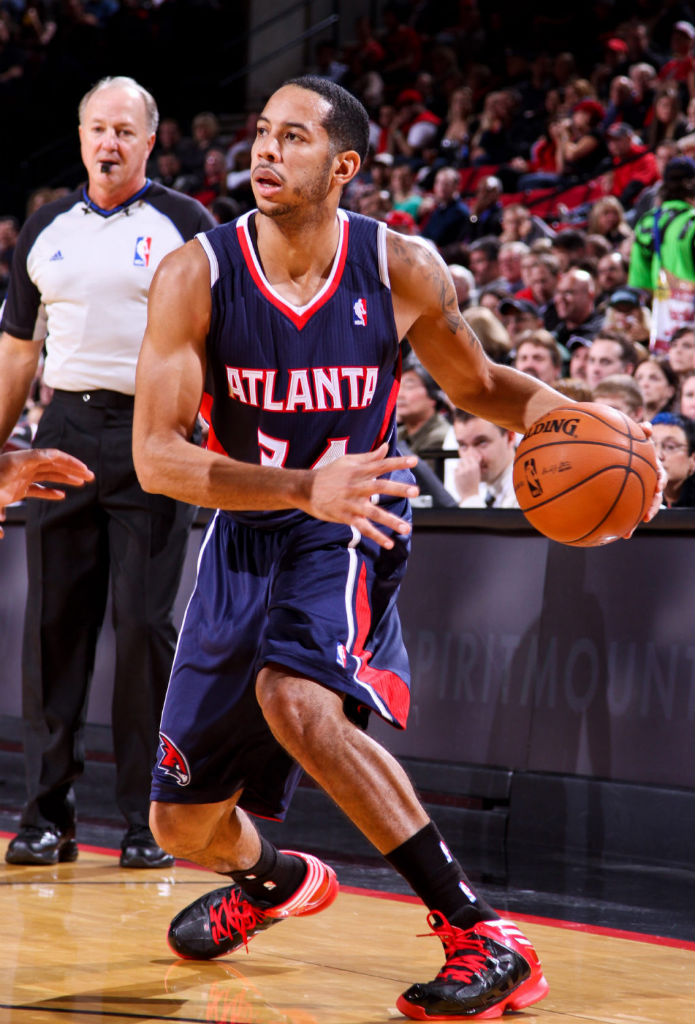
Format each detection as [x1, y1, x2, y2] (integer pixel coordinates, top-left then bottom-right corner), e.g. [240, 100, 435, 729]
[133, 78, 662, 1019]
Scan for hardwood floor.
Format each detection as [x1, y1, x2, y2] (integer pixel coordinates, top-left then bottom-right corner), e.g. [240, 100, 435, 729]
[1, 839, 692, 1024]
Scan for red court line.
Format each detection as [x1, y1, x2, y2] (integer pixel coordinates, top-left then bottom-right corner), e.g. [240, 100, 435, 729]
[3, 831, 693, 952]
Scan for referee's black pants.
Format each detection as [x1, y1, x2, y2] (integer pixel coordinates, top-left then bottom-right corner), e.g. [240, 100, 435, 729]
[20, 389, 196, 834]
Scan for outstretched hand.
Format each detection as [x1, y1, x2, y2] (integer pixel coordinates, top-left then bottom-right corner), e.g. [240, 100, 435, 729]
[0, 448, 94, 537]
[304, 443, 419, 548]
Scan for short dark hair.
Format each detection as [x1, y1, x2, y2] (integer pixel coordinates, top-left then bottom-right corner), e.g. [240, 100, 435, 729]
[592, 330, 638, 367]
[469, 236, 501, 261]
[652, 412, 695, 455]
[284, 75, 370, 161]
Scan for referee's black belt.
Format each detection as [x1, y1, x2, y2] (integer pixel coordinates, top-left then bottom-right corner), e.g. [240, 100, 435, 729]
[52, 388, 135, 410]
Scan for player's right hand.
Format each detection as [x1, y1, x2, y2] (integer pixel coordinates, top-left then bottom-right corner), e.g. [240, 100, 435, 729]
[0, 449, 94, 538]
[304, 443, 419, 548]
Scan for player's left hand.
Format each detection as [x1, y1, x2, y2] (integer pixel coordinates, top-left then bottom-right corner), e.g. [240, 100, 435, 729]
[0, 448, 94, 537]
[303, 443, 419, 549]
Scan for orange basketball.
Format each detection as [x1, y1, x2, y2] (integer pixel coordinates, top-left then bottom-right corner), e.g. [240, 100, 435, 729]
[513, 402, 659, 547]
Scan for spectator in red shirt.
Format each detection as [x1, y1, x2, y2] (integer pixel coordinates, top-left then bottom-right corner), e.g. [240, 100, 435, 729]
[603, 123, 660, 209]
[658, 21, 695, 90]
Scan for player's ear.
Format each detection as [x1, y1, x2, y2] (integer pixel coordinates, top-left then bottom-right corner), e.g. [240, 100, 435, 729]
[333, 150, 361, 186]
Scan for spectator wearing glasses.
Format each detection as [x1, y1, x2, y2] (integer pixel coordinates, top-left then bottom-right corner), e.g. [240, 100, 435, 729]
[651, 413, 695, 507]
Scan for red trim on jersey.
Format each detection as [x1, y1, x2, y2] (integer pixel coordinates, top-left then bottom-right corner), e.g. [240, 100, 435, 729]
[374, 348, 402, 448]
[352, 562, 410, 727]
[237, 215, 350, 330]
[200, 391, 229, 456]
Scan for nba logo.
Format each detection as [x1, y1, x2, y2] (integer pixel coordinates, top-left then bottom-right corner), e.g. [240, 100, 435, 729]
[336, 643, 347, 668]
[353, 297, 367, 327]
[133, 236, 152, 267]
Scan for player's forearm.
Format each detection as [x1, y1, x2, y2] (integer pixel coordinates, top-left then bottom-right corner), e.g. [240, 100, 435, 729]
[134, 431, 312, 512]
[450, 363, 569, 435]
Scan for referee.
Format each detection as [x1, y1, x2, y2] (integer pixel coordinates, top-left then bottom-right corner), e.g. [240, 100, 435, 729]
[0, 76, 215, 867]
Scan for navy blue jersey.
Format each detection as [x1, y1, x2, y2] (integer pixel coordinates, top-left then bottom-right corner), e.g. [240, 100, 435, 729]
[196, 209, 404, 526]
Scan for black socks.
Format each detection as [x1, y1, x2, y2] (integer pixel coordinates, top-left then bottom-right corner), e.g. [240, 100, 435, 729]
[386, 821, 499, 931]
[228, 836, 307, 906]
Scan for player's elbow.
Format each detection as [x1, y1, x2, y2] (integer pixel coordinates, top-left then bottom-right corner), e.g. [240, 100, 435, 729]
[132, 433, 163, 494]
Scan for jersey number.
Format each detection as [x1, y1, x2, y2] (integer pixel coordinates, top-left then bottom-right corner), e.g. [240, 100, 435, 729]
[257, 430, 349, 468]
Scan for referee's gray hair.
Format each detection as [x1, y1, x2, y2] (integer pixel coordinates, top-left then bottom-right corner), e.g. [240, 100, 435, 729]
[78, 76, 159, 134]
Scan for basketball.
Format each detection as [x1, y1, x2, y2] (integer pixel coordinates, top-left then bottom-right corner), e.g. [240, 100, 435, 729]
[513, 402, 659, 547]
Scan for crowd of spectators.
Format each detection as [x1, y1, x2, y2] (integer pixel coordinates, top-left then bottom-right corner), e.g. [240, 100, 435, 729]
[1, 0, 694, 507]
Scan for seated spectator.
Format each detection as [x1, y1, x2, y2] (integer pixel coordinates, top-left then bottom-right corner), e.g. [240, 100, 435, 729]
[596, 251, 629, 307]
[450, 410, 519, 508]
[396, 356, 451, 477]
[469, 89, 519, 165]
[528, 254, 561, 329]
[629, 140, 679, 223]
[592, 373, 645, 421]
[549, 98, 607, 182]
[391, 88, 442, 162]
[385, 209, 418, 234]
[419, 167, 470, 250]
[651, 413, 695, 507]
[668, 326, 695, 381]
[646, 85, 690, 148]
[498, 241, 529, 293]
[586, 330, 639, 389]
[460, 176, 504, 242]
[677, 368, 695, 418]
[553, 268, 604, 349]
[602, 288, 652, 347]
[602, 122, 659, 210]
[499, 203, 556, 246]
[151, 151, 188, 191]
[513, 329, 565, 384]
[550, 229, 588, 272]
[438, 86, 474, 164]
[468, 236, 507, 296]
[188, 148, 229, 209]
[566, 337, 591, 380]
[634, 356, 679, 419]
[186, 111, 224, 173]
[584, 234, 613, 264]
[498, 297, 543, 344]
[460, 307, 511, 367]
[602, 75, 643, 132]
[586, 196, 634, 249]
[478, 283, 510, 316]
[390, 161, 423, 219]
[369, 102, 399, 157]
[657, 21, 695, 94]
[448, 264, 475, 311]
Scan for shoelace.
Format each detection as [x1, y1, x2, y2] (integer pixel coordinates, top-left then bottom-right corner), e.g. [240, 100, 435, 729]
[417, 912, 491, 983]
[209, 888, 268, 951]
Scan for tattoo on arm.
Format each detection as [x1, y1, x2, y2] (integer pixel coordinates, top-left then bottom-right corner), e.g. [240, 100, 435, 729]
[390, 233, 481, 348]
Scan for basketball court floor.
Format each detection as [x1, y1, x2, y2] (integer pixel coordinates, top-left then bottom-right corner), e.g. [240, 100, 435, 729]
[0, 719, 693, 1023]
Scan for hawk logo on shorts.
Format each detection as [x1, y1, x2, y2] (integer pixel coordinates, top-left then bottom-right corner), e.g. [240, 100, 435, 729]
[157, 733, 190, 786]
[133, 236, 152, 267]
[353, 297, 367, 327]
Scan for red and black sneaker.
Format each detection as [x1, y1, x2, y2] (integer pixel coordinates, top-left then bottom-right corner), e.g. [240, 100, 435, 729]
[396, 913, 549, 1020]
[167, 850, 338, 960]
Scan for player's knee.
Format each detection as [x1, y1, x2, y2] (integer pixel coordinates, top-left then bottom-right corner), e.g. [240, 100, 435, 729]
[150, 801, 197, 857]
[256, 665, 342, 751]
[256, 668, 304, 736]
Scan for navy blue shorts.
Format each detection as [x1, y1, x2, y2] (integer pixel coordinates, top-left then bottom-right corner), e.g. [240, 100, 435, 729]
[151, 506, 411, 819]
